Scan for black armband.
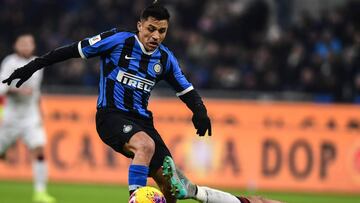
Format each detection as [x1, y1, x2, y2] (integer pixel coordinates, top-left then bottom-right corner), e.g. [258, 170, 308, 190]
[30, 42, 80, 70]
[179, 89, 207, 115]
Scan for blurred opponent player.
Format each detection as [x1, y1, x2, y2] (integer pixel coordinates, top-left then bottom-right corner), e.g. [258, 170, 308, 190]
[2, 2, 282, 203]
[0, 34, 56, 203]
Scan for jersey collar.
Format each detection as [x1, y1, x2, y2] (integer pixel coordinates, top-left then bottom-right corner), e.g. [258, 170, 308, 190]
[134, 35, 158, 55]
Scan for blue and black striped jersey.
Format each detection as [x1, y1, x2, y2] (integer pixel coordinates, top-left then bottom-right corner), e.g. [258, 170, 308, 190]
[77, 28, 194, 118]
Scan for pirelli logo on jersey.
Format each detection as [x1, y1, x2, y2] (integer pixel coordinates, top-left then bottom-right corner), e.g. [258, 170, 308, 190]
[116, 71, 155, 92]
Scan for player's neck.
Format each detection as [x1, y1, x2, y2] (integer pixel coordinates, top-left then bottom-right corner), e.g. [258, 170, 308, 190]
[16, 53, 33, 59]
[134, 34, 158, 55]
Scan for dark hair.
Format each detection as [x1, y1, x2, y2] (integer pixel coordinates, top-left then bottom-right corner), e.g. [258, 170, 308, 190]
[140, 2, 170, 21]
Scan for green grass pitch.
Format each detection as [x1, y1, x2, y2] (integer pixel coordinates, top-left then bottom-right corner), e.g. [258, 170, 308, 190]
[0, 180, 359, 203]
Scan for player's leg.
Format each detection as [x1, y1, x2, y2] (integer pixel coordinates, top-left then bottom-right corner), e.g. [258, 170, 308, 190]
[143, 127, 177, 202]
[24, 123, 55, 203]
[123, 131, 155, 194]
[96, 110, 155, 195]
[162, 156, 243, 202]
[162, 156, 197, 199]
[194, 186, 285, 203]
[195, 186, 248, 203]
[0, 121, 20, 160]
[195, 186, 284, 203]
[163, 156, 284, 203]
[30, 146, 55, 203]
[150, 166, 177, 203]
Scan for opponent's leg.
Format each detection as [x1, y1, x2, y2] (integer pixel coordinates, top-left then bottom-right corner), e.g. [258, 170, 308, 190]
[162, 159, 239, 202]
[124, 131, 155, 194]
[197, 186, 248, 203]
[24, 122, 55, 203]
[31, 146, 55, 203]
[162, 156, 284, 203]
[196, 187, 285, 203]
[0, 122, 20, 160]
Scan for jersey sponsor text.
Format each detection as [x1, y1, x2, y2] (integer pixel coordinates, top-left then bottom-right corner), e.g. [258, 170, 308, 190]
[116, 71, 155, 92]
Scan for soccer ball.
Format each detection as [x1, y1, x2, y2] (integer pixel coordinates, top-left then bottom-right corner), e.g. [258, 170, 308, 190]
[129, 186, 166, 203]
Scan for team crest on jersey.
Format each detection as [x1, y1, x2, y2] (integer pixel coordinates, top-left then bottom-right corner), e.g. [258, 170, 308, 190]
[153, 63, 162, 74]
[89, 35, 101, 45]
[123, 125, 133, 133]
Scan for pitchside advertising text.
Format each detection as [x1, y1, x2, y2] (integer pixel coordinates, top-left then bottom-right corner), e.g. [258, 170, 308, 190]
[0, 96, 359, 193]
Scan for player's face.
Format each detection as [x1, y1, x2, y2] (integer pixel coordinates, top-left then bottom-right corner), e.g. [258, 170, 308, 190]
[14, 35, 35, 59]
[137, 17, 168, 51]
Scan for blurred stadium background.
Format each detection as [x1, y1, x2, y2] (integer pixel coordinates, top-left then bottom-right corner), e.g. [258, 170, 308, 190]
[1, 0, 360, 202]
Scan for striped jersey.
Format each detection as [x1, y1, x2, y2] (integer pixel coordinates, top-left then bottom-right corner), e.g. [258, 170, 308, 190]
[77, 28, 193, 118]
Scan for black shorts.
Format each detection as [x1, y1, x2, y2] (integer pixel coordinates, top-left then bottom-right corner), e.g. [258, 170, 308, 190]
[95, 108, 172, 173]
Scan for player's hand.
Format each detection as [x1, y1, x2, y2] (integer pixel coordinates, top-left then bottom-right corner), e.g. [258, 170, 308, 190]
[192, 107, 212, 136]
[2, 61, 39, 88]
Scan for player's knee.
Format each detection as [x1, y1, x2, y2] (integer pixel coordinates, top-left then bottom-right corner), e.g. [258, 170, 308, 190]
[0, 148, 6, 160]
[139, 138, 155, 156]
[131, 132, 155, 157]
[31, 146, 45, 161]
[35, 154, 45, 161]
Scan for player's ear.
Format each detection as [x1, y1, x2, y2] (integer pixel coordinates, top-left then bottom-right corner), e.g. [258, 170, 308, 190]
[137, 21, 142, 32]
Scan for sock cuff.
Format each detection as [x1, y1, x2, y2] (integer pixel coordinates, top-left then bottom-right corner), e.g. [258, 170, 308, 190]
[129, 165, 149, 174]
[128, 164, 149, 191]
[195, 186, 208, 201]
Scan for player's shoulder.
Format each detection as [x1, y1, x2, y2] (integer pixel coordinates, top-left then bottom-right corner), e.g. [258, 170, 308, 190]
[101, 28, 136, 40]
[2, 53, 17, 62]
[1, 53, 18, 66]
[159, 44, 176, 58]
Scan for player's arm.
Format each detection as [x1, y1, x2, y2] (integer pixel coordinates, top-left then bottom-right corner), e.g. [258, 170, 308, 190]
[179, 89, 212, 136]
[2, 28, 121, 88]
[164, 53, 211, 136]
[2, 42, 80, 88]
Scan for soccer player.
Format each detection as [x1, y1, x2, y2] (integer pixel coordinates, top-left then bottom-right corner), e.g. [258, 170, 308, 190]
[0, 34, 56, 203]
[2, 3, 283, 203]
